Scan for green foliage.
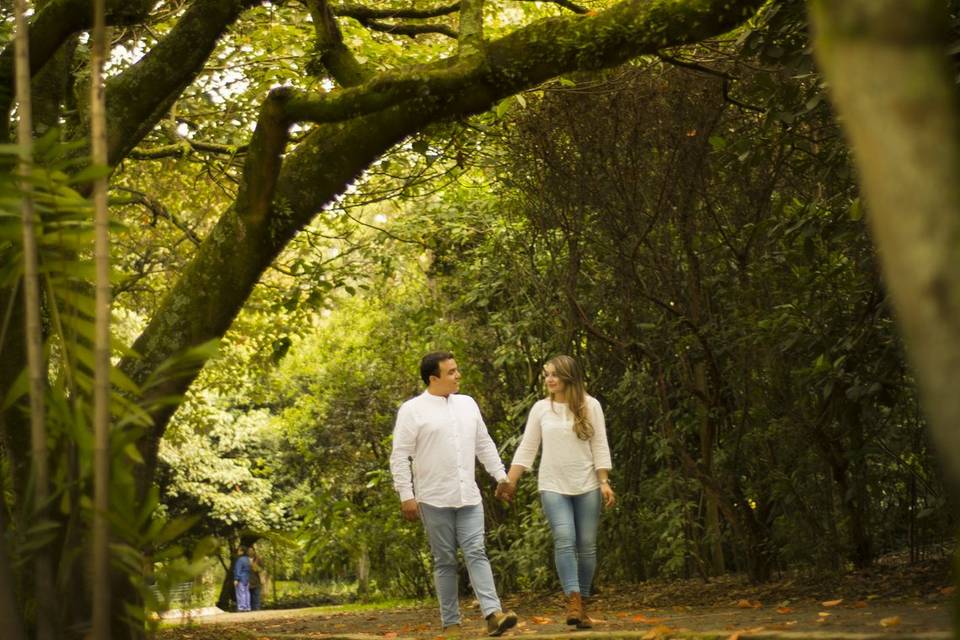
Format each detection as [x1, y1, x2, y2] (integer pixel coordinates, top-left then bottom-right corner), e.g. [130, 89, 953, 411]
[0, 137, 231, 634]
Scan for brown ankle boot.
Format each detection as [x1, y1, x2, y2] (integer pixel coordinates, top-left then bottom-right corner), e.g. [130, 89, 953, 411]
[565, 592, 582, 626]
[577, 596, 592, 629]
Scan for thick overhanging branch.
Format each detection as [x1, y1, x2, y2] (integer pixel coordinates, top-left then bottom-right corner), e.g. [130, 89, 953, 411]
[282, 0, 767, 128]
[235, 89, 295, 225]
[282, 65, 478, 124]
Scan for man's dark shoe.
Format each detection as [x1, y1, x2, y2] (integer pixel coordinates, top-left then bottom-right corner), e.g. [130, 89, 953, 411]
[441, 623, 462, 637]
[485, 610, 518, 637]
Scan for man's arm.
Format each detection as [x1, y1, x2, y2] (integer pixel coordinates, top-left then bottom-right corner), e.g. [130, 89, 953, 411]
[473, 401, 507, 483]
[389, 404, 420, 521]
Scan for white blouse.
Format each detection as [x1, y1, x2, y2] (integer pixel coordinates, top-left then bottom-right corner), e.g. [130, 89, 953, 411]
[511, 395, 612, 495]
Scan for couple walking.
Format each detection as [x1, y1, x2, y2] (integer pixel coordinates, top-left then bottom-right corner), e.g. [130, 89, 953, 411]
[389, 351, 614, 636]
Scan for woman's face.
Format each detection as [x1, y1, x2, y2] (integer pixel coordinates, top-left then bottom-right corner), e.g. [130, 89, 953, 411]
[543, 364, 566, 395]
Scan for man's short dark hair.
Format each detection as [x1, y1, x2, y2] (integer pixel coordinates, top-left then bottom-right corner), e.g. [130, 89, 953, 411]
[420, 351, 454, 385]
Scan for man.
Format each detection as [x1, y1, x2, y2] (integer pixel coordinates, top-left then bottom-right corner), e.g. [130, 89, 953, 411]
[390, 352, 518, 637]
[233, 545, 252, 612]
[249, 545, 264, 611]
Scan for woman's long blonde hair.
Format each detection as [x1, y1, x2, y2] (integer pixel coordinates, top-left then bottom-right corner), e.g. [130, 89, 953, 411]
[546, 355, 593, 440]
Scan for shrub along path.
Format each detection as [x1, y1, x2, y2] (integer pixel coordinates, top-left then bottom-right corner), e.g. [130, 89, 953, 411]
[157, 559, 953, 639]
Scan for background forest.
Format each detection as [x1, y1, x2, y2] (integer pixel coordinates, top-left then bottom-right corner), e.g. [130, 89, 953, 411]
[0, 0, 957, 639]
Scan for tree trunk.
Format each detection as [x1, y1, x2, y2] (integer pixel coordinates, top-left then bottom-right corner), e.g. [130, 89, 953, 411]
[357, 544, 370, 597]
[13, 1, 56, 637]
[810, 0, 960, 500]
[90, 0, 112, 636]
[0, 498, 26, 640]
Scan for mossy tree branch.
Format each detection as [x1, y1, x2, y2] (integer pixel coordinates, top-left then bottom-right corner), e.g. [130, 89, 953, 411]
[307, 0, 372, 87]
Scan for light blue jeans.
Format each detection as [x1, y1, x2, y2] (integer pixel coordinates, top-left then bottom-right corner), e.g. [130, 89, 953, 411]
[540, 489, 602, 597]
[419, 503, 502, 627]
[234, 581, 250, 612]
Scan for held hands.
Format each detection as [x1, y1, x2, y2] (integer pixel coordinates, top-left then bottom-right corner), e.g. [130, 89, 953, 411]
[495, 479, 517, 502]
[400, 498, 420, 522]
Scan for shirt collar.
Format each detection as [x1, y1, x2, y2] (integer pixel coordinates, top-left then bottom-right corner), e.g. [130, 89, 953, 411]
[421, 390, 455, 403]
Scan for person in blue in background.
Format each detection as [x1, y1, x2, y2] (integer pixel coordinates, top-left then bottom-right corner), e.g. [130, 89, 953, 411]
[233, 545, 252, 612]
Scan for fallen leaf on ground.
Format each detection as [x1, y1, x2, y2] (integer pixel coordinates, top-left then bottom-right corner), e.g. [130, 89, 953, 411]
[942, 586, 957, 596]
[818, 612, 831, 617]
[822, 599, 843, 607]
[736, 599, 753, 609]
[632, 613, 666, 624]
[531, 615, 551, 624]
[776, 606, 793, 614]
[880, 616, 901, 627]
[853, 601, 868, 608]
[383, 633, 398, 639]
[642, 624, 674, 639]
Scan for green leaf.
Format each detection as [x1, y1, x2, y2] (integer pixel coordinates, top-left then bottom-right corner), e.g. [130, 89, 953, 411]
[848, 198, 862, 221]
[125, 443, 145, 464]
[66, 163, 113, 185]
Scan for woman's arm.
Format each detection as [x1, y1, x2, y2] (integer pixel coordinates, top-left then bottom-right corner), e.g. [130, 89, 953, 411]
[496, 401, 544, 501]
[590, 398, 615, 507]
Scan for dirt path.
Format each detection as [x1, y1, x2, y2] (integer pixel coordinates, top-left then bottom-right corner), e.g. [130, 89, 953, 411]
[157, 561, 954, 639]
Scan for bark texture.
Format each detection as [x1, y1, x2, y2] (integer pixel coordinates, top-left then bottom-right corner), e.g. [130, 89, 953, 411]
[810, 0, 960, 496]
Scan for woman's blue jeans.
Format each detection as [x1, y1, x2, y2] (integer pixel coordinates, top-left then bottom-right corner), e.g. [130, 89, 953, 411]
[419, 503, 502, 627]
[540, 489, 601, 596]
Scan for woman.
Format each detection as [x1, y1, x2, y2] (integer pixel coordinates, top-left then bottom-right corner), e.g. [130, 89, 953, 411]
[497, 355, 615, 628]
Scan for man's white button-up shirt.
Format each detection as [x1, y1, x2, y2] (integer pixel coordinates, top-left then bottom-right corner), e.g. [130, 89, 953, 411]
[390, 391, 507, 508]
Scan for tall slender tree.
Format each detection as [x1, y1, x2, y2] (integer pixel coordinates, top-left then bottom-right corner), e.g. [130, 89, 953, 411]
[13, 1, 54, 638]
[90, 0, 112, 636]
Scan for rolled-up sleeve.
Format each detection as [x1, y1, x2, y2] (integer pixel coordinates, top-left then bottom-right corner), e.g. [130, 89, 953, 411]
[589, 398, 612, 471]
[511, 402, 543, 469]
[389, 404, 418, 502]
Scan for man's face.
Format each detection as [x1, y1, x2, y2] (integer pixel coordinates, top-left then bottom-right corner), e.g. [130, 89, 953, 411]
[431, 358, 461, 396]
